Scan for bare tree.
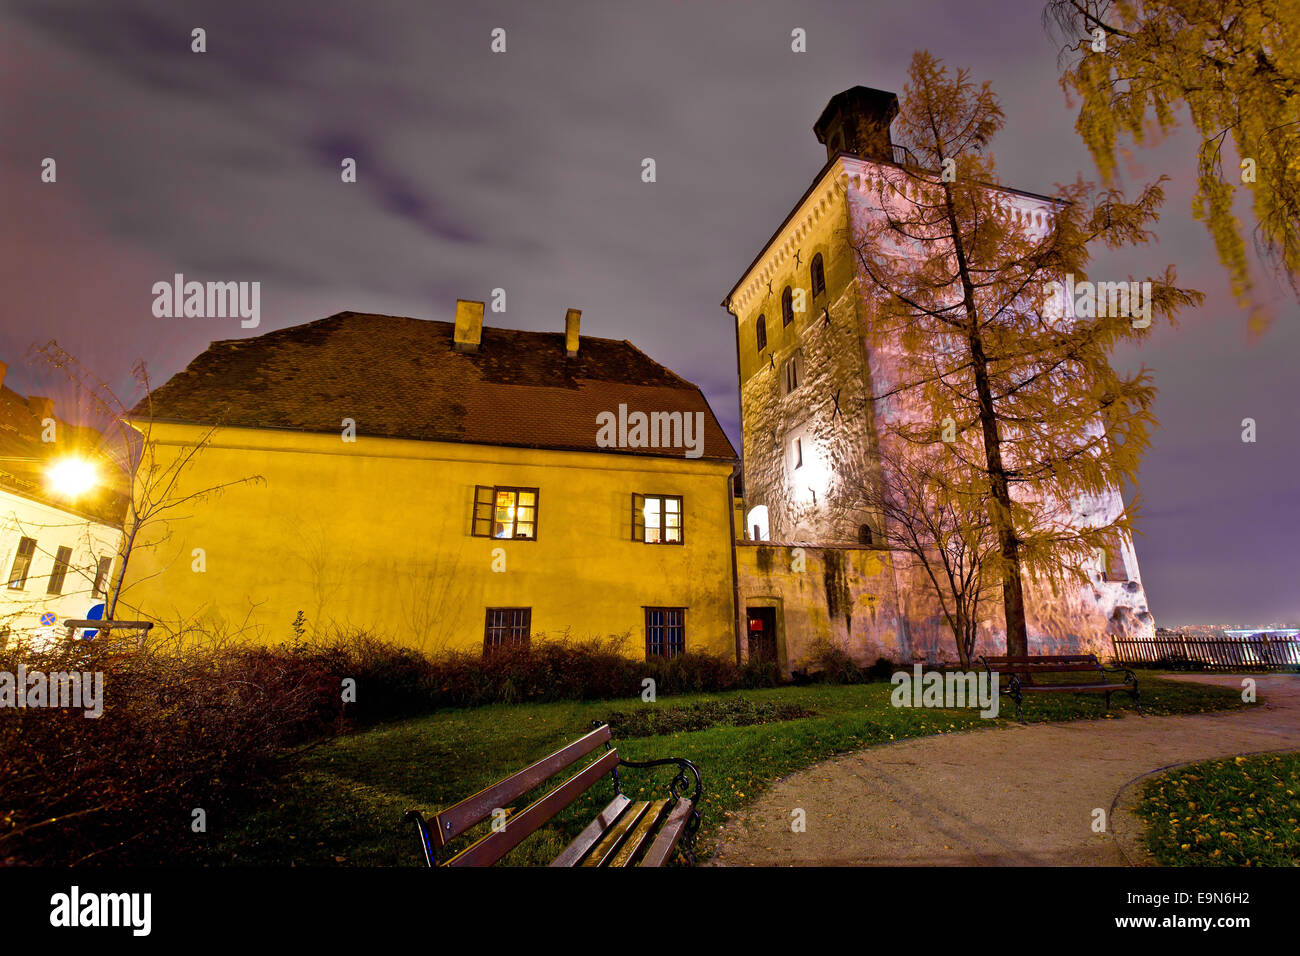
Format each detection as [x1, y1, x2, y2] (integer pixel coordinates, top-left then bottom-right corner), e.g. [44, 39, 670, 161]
[30, 341, 264, 622]
[834, 441, 999, 667]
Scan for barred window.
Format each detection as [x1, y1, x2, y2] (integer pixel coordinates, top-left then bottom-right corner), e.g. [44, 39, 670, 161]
[484, 607, 531, 653]
[472, 486, 539, 540]
[47, 546, 72, 595]
[7, 537, 36, 590]
[632, 494, 682, 544]
[645, 607, 685, 659]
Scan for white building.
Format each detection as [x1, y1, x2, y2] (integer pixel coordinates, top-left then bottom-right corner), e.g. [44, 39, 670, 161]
[0, 362, 125, 647]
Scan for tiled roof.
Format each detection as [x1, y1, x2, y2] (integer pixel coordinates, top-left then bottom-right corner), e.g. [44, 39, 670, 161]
[135, 312, 738, 462]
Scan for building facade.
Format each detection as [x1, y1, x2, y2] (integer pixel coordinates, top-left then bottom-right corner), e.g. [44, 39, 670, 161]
[0, 364, 124, 647]
[118, 307, 741, 658]
[118, 87, 1157, 670]
[724, 87, 1155, 666]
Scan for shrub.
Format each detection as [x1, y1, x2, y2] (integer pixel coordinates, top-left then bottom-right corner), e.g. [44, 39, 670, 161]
[797, 638, 868, 684]
[603, 698, 817, 738]
[0, 635, 346, 866]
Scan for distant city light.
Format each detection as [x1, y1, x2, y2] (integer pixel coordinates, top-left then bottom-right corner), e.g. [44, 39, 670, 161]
[46, 456, 98, 498]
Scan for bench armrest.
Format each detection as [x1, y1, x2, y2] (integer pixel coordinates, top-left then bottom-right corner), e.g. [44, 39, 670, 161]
[616, 755, 703, 806]
[1098, 664, 1139, 684]
[404, 809, 437, 867]
[616, 756, 703, 865]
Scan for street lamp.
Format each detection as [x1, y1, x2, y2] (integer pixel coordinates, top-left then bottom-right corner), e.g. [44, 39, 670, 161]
[46, 456, 98, 498]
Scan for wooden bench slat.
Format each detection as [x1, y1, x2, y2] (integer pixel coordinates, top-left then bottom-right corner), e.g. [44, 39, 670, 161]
[609, 799, 670, 867]
[550, 795, 632, 867]
[433, 724, 613, 847]
[445, 748, 620, 867]
[639, 799, 694, 868]
[582, 800, 653, 867]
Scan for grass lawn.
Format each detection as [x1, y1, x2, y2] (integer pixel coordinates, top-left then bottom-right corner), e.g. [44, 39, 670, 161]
[204, 674, 1246, 867]
[1135, 751, 1300, 866]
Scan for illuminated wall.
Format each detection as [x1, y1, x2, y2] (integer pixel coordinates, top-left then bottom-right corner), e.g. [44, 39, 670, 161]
[118, 422, 738, 657]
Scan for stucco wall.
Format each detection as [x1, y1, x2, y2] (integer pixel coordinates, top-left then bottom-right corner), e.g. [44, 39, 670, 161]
[735, 541, 904, 672]
[0, 488, 123, 644]
[728, 155, 1157, 658]
[120, 423, 738, 658]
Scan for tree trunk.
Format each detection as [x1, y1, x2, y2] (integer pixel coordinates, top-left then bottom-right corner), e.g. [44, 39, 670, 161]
[945, 190, 1030, 657]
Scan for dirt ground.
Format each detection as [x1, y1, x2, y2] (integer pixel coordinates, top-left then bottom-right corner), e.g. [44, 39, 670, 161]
[708, 674, 1300, 866]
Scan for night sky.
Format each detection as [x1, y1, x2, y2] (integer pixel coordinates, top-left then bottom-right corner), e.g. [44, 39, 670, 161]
[2, 0, 1295, 626]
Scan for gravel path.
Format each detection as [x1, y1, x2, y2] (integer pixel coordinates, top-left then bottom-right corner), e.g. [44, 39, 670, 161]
[708, 674, 1300, 866]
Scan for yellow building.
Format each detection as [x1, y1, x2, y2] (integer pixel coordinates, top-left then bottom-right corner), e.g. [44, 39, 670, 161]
[118, 304, 740, 659]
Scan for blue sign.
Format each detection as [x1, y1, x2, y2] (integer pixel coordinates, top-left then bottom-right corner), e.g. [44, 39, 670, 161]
[82, 603, 105, 640]
[39, 611, 56, 627]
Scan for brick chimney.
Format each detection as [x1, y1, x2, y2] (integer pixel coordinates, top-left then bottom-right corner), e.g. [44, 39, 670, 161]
[564, 308, 581, 357]
[453, 299, 484, 353]
[27, 395, 54, 422]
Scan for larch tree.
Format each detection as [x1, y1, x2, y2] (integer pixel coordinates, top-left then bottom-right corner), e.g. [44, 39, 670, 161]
[1045, 0, 1300, 330]
[851, 51, 1202, 656]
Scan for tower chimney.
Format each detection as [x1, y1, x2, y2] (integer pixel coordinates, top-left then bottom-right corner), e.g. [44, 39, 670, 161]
[813, 86, 899, 164]
[564, 308, 581, 357]
[453, 299, 484, 353]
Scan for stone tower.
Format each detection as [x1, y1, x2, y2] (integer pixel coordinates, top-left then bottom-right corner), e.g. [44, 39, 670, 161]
[721, 87, 1155, 655]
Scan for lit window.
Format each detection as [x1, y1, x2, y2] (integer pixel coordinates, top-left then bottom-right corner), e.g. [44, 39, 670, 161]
[756, 315, 767, 353]
[7, 537, 36, 590]
[484, 607, 531, 653]
[645, 607, 685, 659]
[633, 494, 683, 544]
[472, 486, 539, 540]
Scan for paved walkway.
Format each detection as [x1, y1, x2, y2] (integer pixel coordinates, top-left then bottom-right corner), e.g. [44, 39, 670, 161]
[709, 674, 1300, 866]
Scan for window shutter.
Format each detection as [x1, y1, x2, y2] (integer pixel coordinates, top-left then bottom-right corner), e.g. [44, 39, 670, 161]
[472, 485, 495, 537]
[632, 493, 645, 542]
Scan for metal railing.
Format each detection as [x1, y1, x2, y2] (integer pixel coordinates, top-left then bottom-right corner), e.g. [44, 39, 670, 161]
[1112, 635, 1300, 671]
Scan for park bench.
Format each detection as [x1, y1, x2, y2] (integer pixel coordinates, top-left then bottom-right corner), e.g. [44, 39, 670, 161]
[979, 654, 1139, 723]
[403, 723, 702, 867]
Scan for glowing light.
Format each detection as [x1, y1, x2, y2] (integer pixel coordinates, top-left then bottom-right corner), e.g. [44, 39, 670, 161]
[46, 457, 98, 497]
